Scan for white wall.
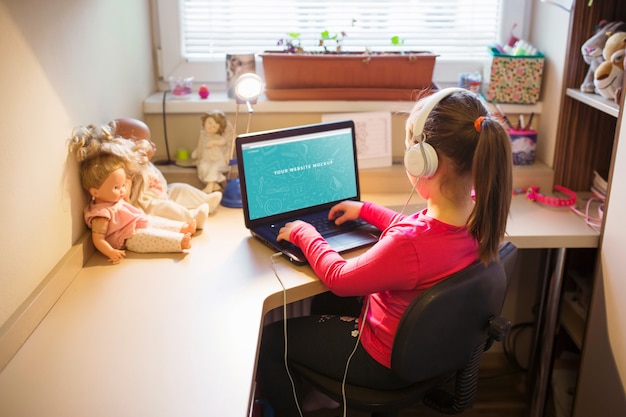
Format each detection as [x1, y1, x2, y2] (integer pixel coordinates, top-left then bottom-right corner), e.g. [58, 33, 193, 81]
[0, 0, 155, 327]
[528, 0, 570, 168]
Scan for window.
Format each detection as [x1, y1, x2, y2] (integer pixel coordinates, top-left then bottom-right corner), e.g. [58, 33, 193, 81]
[154, 0, 528, 86]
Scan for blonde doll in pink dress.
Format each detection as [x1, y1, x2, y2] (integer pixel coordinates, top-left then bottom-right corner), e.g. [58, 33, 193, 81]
[69, 126, 196, 263]
[79, 152, 195, 263]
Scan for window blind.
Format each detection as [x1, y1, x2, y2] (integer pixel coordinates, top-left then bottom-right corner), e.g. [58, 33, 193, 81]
[181, 0, 502, 60]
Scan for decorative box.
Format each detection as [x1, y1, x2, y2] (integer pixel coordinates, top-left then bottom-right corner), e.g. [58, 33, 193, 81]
[485, 48, 544, 104]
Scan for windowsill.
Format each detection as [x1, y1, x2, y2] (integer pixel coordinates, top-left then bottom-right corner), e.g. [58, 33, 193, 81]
[143, 91, 543, 115]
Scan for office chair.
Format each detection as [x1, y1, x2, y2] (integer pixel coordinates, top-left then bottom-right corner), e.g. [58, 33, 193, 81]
[292, 242, 517, 417]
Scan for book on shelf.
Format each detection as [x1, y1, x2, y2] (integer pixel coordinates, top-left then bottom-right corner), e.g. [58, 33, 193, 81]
[591, 170, 607, 201]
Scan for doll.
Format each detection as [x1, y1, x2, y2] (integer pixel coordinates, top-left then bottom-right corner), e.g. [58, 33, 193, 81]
[192, 110, 233, 193]
[76, 152, 195, 263]
[108, 118, 223, 229]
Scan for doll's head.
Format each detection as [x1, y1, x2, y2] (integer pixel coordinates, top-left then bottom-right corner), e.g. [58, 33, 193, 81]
[79, 153, 131, 204]
[201, 110, 228, 135]
[109, 118, 156, 160]
[110, 118, 151, 141]
[68, 123, 150, 166]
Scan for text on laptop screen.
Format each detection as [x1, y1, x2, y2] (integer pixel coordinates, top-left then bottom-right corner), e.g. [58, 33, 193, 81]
[240, 127, 358, 221]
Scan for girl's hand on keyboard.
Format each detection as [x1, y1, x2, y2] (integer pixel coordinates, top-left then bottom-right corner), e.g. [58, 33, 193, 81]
[277, 220, 307, 243]
[329, 201, 364, 225]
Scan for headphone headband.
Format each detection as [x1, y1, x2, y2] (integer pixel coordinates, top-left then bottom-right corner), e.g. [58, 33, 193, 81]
[404, 87, 467, 179]
[411, 87, 467, 144]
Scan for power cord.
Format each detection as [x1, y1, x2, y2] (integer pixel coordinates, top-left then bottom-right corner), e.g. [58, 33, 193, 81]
[502, 321, 534, 372]
[270, 252, 370, 417]
[153, 90, 173, 166]
[270, 252, 305, 417]
[569, 196, 604, 232]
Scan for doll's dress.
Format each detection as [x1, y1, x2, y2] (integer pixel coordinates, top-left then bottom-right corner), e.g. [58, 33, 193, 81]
[84, 199, 149, 249]
[194, 124, 233, 186]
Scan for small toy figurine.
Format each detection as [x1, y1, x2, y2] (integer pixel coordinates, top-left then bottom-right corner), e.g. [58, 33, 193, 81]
[109, 118, 222, 229]
[74, 150, 195, 264]
[192, 110, 233, 193]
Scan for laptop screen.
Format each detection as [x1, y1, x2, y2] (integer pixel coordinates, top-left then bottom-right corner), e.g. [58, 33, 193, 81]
[236, 120, 360, 225]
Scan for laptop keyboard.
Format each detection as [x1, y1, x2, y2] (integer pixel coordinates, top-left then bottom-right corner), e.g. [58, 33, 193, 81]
[270, 213, 368, 238]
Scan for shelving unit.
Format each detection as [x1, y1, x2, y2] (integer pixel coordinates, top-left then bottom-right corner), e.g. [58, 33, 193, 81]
[549, 2, 626, 417]
[565, 88, 620, 118]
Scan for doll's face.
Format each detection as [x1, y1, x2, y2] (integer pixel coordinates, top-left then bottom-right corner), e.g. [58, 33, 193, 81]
[89, 167, 128, 204]
[203, 117, 221, 135]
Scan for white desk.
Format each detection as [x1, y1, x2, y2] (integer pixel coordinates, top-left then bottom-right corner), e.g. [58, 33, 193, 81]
[0, 194, 599, 417]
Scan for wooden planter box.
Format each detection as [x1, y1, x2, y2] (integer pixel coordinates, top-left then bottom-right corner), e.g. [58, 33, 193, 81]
[260, 51, 437, 100]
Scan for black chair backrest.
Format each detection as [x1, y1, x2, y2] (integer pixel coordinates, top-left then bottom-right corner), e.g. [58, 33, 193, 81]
[391, 251, 509, 383]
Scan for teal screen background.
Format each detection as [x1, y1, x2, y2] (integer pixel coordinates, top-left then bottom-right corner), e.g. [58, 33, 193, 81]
[241, 130, 357, 220]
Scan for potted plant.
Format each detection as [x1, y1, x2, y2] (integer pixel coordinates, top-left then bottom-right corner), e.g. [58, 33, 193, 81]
[260, 32, 438, 101]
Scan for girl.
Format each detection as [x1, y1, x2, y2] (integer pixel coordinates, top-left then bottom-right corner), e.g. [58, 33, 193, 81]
[256, 88, 513, 416]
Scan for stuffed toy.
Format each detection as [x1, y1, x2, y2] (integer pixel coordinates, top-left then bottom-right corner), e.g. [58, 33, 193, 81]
[594, 31, 626, 100]
[580, 20, 626, 93]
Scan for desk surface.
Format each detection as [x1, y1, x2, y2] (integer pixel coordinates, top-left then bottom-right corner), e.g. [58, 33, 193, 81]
[0, 194, 599, 417]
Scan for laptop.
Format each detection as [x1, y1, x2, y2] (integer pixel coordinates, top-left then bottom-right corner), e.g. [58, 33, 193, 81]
[235, 120, 381, 264]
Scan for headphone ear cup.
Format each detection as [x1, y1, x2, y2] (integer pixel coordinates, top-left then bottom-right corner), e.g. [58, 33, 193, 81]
[404, 141, 438, 178]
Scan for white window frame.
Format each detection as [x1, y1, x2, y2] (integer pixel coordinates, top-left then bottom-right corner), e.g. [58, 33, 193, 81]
[153, 0, 530, 90]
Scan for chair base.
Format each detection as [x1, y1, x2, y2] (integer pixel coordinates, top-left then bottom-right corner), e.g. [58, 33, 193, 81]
[292, 362, 452, 416]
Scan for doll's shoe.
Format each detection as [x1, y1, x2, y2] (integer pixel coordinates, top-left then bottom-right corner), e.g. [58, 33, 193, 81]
[205, 191, 222, 214]
[181, 220, 197, 235]
[181, 233, 192, 250]
[192, 203, 209, 229]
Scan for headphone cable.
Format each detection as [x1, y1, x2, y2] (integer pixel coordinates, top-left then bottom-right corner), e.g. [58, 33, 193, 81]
[271, 252, 305, 417]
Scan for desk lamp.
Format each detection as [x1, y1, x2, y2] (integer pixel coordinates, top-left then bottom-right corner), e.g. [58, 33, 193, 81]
[221, 73, 264, 208]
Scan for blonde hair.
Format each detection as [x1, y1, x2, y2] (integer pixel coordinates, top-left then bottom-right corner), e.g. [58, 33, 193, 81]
[68, 124, 147, 195]
[406, 90, 512, 263]
[68, 123, 149, 166]
[78, 153, 128, 192]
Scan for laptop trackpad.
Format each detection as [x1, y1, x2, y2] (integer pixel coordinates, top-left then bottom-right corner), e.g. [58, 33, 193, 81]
[325, 230, 378, 252]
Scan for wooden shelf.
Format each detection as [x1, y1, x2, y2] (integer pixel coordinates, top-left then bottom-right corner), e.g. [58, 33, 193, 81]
[566, 88, 620, 118]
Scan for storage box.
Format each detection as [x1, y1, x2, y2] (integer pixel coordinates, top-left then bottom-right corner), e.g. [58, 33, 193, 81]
[486, 48, 544, 104]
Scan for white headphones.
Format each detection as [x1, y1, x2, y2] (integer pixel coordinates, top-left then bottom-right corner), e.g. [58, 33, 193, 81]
[404, 87, 467, 178]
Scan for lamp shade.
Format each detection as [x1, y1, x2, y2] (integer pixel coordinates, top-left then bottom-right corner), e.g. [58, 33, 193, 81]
[232, 73, 264, 103]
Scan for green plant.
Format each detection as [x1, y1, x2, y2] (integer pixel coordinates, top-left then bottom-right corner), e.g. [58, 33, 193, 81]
[277, 32, 303, 53]
[391, 36, 405, 47]
[319, 30, 347, 53]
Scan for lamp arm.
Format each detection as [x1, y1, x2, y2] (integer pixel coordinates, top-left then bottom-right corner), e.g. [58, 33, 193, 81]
[229, 103, 240, 161]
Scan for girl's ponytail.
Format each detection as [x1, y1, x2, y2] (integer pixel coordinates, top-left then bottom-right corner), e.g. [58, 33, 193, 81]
[467, 118, 512, 263]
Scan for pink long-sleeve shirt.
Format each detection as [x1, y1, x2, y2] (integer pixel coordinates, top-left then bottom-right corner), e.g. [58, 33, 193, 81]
[288, 201, 479, 368]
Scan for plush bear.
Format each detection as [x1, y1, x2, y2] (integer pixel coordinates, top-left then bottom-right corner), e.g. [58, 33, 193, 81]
[580, 20, 626, 93]
[594, 31, 626, 100]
